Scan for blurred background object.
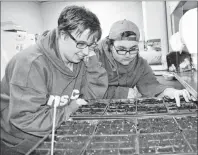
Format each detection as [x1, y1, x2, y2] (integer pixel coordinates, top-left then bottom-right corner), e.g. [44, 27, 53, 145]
[167, 7, 197, 72]
[166, 51, 193, 72]
[169, 32, 184, 53]
[179, 8, 197, 70]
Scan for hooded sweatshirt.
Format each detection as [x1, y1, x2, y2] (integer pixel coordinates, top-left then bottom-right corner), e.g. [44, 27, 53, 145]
[0, 29, 108, 154]
[96, 38, 169, 99]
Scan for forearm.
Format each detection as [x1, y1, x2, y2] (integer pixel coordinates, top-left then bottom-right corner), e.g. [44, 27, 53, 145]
[104, 86, 129, 99]
[137, 83, 170, 97]
[10, 106, 65, 136]
[82, 55, 108, 99]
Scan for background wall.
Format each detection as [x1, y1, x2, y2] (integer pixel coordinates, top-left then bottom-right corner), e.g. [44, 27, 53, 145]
[1, 2, 43, 34]
[40, 1, 144, 40]
[142, 1, 168, 67]
[1, 1, 169, 79]
[1, 1, 43, 79]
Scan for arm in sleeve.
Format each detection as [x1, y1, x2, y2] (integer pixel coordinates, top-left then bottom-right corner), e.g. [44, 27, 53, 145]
[8, 60, 78, 137]
[136, 61, 171, 97]
[94, 46, 129, 99]
[104, 86, 129, 99]
[81, 55, 108, 100]
[104, 86, 142, 99]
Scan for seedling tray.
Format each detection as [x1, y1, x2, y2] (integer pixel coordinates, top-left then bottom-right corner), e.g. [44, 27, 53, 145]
[27, 114, 197, 155]
[70, 98, 197, 119]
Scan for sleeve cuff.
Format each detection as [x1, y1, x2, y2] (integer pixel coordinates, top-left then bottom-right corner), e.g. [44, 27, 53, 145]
[114, 87, 129, 99]
[64, 100, 80, 121]
[86, 55, 101, 67]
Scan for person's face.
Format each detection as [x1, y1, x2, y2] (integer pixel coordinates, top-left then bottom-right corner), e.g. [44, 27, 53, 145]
[111, 40, 139, 65]
[58, 29, 98, 63]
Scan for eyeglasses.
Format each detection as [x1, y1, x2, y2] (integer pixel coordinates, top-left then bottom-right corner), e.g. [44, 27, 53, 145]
[113, 44, 139, 55]
[66, 31, 98, 49]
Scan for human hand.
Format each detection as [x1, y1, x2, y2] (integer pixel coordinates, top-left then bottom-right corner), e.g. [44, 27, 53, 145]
[76, 98, 88, 106]
[158, 88, 192, 107]
[83, 50, 96, 62]
[127, 87, 142, 99]
[67, 98, 88, 113]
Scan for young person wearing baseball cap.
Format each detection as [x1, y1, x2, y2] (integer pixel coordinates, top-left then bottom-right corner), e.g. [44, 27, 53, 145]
[95, 19, 192, 106]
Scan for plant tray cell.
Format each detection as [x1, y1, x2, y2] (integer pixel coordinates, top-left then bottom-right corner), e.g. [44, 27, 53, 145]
[71, 101, 109, 117]
[95, 119, 136, 135]
[137, 98, 164, 104]
[175, 116, 197, 130]
[84, 135, 136, 155]
[183, 130, 198, 152]
[136, 104, 168, 114]
[137, 117, 178, 133]
[28, 98, 198, 155]
[139, 132, 193, 154]
[165, 98, 198, 113]
[55, 120, 97, 135]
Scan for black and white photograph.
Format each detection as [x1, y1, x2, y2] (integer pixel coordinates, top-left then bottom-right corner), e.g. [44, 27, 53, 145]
[1, 1, 197, 155]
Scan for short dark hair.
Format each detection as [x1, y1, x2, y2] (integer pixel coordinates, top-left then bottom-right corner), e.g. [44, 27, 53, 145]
[58, 5, 102, 41]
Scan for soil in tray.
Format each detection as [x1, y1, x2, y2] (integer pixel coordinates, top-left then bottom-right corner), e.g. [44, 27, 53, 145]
[55, 120, 96, 135]
[137, 117, 178, 133]
[183, 130, 197, 152]
[81, 102, 107, 108]
[30, 135, 91, 155]
[31, 121, 96, 155]
[166, 101, 197, 113]
[136, 104, 167, 114]
[109, 101, 135, 107]
[95, 119, 136, 135]
[35, 137, 89, 148]
[45, 135, 90, 143]
[137, 98, 163, 104]
[106, 100, 136, 115]
[139, 132, 193, 154]
[85, 135, 136, 155]
[175, 116, 197, 130]
[70, 101, 108, 116]
[71, 108, 105, 116]
[29, 149, 49, 155]
[107, 104, 136, 115]
[164, 98, 198, 112]
[30, 135, 90, 155]
[30, 149, 82, 155]
[84, 148, 135, 155]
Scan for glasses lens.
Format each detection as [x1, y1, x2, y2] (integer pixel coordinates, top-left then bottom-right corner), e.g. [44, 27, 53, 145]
[76, 42, 87, 49]
[88, 43, 98, 50]
[117, 50, 127, 55]
[129, 48, 139, 55]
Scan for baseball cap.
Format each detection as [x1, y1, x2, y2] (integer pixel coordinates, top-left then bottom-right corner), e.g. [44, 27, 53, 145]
[108, 19, 140, 41]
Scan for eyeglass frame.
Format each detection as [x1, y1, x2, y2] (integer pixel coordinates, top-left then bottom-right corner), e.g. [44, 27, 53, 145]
[66, 31, 98, 49]
[112, 44, 139, 55]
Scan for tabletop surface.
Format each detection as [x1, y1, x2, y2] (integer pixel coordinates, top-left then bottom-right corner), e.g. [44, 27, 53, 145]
[176, 71, 197, 92]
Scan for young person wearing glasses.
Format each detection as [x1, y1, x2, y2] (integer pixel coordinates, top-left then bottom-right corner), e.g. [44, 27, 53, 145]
[95, 19, 192, 106]
[1, 5, 108, 155]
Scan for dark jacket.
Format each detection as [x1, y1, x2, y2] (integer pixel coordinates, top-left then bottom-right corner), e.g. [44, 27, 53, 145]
[0, 29, 108, 154]
[96, 38, 169, 99]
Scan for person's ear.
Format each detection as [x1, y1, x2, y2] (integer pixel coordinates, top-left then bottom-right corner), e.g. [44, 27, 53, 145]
[59, 31, 66, 39]
[109, 44, 114, 52]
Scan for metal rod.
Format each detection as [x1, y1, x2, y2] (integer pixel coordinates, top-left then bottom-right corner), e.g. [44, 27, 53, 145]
[51, 106, 57, 155]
